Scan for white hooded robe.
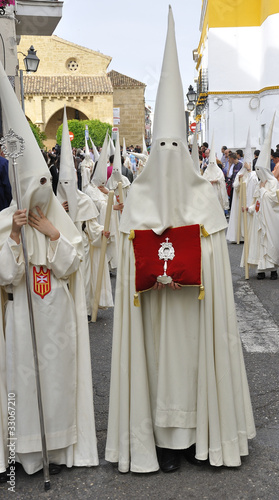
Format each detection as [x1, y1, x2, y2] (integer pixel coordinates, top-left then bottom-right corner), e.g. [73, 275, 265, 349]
[105, 7, 255, 473]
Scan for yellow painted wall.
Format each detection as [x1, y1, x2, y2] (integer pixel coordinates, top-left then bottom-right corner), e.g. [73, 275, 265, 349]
[206, 0, 279, 29]
[198, 0, 279, 55]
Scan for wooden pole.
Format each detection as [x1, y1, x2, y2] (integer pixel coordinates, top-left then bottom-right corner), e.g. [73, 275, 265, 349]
[242, 181, 249, 280]
[236, 176, 243, 244]
[117, 181, 124, 205]
[91, 190, 114, 322]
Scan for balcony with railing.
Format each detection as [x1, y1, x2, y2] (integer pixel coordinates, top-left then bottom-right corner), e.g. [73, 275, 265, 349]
[195, 68, 208, 120]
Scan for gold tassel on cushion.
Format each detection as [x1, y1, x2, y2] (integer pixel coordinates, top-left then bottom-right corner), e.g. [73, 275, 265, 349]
[198, 285, 205, 300]
[129, 230, 135, 240]
[134, 293, 140, 307]
[201, 225, 209, 238]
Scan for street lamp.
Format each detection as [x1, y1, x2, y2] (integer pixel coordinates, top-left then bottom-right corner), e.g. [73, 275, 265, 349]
[187, 102, 195, 112]
[186, 85, 197, 104]
[18, 46, 40, 114]
[23, 46, 40, 73]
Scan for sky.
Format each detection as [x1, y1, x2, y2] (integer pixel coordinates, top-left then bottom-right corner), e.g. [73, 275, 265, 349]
[54, 0, 202, 110]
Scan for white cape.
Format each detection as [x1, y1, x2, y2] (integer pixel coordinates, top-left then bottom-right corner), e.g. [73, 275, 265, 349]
[105, 230, 256, 472]
[227, 171, 258, 243]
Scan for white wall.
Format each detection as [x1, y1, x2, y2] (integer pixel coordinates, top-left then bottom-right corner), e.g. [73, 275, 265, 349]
[208, 26, 261, 92]
[261, 13, 279, 89]
[206, 93, 279, 155]
[199, 13, 279, 154]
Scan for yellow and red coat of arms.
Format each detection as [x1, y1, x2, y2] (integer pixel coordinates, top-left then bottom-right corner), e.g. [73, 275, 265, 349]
[33, 266, 51, 299]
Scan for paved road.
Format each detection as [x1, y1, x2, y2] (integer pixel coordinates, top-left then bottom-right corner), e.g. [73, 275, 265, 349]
[1, 243, 278, 500]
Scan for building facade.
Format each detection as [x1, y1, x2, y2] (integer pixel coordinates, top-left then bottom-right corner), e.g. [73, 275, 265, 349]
[194, 0, 279, 154]
[18, 35, 113, 148]
[108, 70, 146, 148]
[17, 37, 146, 149]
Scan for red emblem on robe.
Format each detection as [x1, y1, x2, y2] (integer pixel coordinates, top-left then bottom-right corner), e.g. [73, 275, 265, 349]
[131, 225, 202, 293]
[255, 200, 260, 213]
[33, 267, 51, 299]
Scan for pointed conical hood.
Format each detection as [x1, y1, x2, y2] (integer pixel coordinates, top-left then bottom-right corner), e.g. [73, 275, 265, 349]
[191, 128, 200, 174]
[119, 6, 226, 235]
[237, 128, 252, 178]
[0, 62, 82, 264]
[81, 137, 94, 192]
[109, 135, 115, 157]
[132, 152, 148, 162]
[57, 106, 78, 221]
[256, 113, 275, 171]
[84, 136, 90, 158]
[256, 114, 277, 183]
[90, 136, 100, 161]
[107, 130, 130, 189]
[152, 7, 186, 143]
[243, 128, 253, 167]
[122, 137, 127, 158]
[142, 134, 148, 156]
[92, 130, 109, 187]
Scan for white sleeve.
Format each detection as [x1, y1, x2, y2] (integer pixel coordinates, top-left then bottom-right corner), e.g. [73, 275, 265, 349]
[0, 238, 25, 286]
[47, 234, 81, 279]
[86, 218, 104, 248]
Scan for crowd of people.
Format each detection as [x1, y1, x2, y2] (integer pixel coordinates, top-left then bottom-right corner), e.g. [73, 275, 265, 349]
[190, 126, 279, 281]
[0, 4, 278, 486]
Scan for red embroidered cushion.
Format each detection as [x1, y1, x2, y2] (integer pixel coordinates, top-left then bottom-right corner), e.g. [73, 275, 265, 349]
[132, 225, 202, 292]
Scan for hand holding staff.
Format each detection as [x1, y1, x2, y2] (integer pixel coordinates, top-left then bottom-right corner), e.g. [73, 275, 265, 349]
[91, 190, 114, 322]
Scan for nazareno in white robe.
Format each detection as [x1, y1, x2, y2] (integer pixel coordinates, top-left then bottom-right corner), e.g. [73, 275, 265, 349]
[226, 170, 258, 243]
[241, 177, 279, 271]
[105, 6, 255, 473]
[0, 234, 98, 474]
[105, 229, 256, 472]
[85, 182, 119, 271]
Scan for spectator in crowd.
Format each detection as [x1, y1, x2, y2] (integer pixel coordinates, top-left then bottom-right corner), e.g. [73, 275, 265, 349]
[201, 148, 210, 172]
[227, 152, 243, 207]
[121, 155, 133, 183]
[272, 151, 279, 180]
[75, 149, 84, 189]
[220, 145, 227, 166]
[222, 148, 230, 177]
[107, 155, 114, 180]
[252, 149, 260, 170]
[236, 149, 244, 163]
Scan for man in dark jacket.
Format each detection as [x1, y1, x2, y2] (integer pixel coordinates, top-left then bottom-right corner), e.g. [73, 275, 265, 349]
[121, 156, 133, 183]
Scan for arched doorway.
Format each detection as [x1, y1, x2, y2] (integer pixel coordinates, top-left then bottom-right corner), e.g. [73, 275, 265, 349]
[44, 107, 89, 149]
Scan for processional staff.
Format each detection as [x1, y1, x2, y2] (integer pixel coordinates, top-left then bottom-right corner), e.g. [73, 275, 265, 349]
[0, 129, 50, 491]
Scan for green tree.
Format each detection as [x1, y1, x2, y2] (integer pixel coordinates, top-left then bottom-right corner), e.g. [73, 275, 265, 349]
[29, 121, 47, 150]
[56, 119, 112, 149]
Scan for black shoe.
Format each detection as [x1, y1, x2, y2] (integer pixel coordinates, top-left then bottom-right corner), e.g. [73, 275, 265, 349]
[157, 447, 181, 473]
[257, 272, 265, 280]
[182, 445, 207, 466]
[87, 315, 91, 322]
[270, 271, 278, 280]
[0, 471, 7, 483]
[49, 463, 62, 475]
